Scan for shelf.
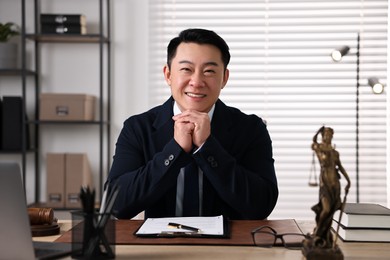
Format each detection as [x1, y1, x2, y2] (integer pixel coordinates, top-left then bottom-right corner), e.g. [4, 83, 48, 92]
[0, 69, 36, 76]
[29, 120, 110, 125]
[25, 34, 109, 43]
[0, 148, 36, 154]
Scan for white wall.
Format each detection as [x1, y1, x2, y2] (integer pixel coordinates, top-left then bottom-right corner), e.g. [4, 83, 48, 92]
[108, 0, 149, 215]
[111, 0, 149, 146]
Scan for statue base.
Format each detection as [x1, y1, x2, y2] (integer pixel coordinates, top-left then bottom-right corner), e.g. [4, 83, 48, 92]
[302, 237, 343, 260]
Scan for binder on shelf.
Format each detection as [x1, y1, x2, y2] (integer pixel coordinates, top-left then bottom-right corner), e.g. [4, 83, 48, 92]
[40, 14, 86, 25]
[41, 24, 87, 35]
[0, 96, 30, 150]
[40, 14, 87, 35]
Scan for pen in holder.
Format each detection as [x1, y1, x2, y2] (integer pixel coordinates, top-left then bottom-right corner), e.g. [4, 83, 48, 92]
[71, 211, 115, 259]
[72, 185, 118, 259]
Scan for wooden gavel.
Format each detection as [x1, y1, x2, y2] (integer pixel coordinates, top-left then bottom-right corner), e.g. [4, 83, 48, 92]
[28, 208, 55, 225]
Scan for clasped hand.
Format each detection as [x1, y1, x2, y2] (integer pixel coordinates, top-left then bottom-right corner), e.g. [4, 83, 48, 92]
[172, 110, 211, 153]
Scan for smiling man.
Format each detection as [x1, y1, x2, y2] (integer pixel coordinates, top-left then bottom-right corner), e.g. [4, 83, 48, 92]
[107, 28, 278, 220]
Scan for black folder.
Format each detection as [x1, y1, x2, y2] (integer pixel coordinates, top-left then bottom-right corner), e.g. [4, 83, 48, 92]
[1, 96, 29, 150]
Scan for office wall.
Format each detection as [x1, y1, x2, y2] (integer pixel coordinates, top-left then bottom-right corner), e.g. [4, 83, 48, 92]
[111, 0, 149, 146]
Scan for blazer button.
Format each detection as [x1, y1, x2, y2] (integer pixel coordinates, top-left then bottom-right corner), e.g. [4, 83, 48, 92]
[207, 156, 218, 168]
[164, 159, 170, 166]
[168, 154, 175, 161]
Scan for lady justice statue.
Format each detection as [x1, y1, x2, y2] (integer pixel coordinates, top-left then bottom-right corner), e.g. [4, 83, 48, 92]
[302, 126, 351, 260]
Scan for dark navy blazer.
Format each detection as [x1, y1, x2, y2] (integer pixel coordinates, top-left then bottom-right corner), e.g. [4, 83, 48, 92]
[108, 96, 278, 220]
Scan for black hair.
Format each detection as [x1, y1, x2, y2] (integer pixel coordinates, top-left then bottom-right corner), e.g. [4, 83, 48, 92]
[166, 28, 230, 70]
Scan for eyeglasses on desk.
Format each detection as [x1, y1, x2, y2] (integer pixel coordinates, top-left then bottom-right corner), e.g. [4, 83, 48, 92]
[251, 225, 308, 250]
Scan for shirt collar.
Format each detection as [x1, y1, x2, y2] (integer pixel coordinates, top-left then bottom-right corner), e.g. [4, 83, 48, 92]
[173, 101, 215, 122]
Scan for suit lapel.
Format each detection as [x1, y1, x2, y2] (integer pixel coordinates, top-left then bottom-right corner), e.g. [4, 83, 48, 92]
[204, 100, 234, 216]
[151, 97, 175, 151]
[211, 99, 233, 148]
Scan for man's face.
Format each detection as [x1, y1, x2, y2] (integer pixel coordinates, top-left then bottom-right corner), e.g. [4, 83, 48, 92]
[164, 42, 229, 113]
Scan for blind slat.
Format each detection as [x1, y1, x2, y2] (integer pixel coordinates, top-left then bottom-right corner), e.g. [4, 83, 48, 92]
[148, 0, 388, 219]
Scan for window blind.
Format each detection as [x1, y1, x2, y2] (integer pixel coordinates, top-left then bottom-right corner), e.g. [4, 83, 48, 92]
[148, 0, 387, 219]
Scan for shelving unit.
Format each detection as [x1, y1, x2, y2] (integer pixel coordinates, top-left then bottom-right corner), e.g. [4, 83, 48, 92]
[0, 0, 111, 206]
[0, 61, 38, 194]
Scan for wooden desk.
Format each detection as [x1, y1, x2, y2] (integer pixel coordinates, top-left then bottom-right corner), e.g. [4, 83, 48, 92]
[34, 220, 390, 260]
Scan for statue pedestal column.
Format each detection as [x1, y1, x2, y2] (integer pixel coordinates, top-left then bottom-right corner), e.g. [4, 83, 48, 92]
[302, 236, 343, 260]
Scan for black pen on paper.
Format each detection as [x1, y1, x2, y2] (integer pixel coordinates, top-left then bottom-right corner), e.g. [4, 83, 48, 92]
[168, 222, 201, 233]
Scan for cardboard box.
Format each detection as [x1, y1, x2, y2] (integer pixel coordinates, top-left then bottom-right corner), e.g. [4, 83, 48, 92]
[46, 153, 93, 209]
[65, 153, 93, 208]
[39, 93, 96, 121]
[46, 153, 66, 208]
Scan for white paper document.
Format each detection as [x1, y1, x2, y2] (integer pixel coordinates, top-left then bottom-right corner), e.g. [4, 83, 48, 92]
[135, 215, 225, 236]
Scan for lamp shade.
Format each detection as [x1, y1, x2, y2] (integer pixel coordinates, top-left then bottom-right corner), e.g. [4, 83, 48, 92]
[368, 77, 385, 94]
[331, 45, 350, 62]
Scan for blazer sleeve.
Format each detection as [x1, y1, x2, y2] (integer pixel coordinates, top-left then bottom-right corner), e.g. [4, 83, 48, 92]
[107, 117, 191, 219]
[194, 114, 278, 220]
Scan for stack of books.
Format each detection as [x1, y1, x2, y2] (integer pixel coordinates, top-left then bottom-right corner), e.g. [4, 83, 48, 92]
[40, 14, 87, 35]
[332, 203, 390, 242]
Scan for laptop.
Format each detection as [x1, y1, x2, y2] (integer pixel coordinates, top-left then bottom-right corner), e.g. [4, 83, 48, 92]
[0, 162, 73, 260]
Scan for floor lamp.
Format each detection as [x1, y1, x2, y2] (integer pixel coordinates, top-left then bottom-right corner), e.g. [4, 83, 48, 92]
[331, 33, 385, 203]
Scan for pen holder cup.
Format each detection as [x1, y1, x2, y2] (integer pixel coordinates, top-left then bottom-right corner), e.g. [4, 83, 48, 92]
[71, 211, 115, 259]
